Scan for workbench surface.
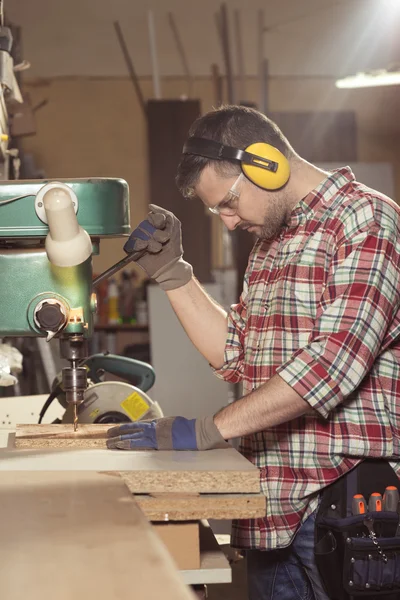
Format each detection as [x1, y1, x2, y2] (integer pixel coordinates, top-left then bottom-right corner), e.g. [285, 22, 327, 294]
[0, 471, 196, 600]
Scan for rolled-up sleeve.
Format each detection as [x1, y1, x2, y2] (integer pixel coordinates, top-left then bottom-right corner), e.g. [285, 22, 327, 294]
[277, 226, 400, 418]
[213, 271, 249, 384]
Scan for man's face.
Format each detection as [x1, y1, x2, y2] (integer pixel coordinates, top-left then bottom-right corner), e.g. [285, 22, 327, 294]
[195, 165, 290, 240]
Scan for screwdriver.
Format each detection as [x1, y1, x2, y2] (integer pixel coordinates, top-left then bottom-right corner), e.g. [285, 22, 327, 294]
[352, 494, 367, 515]
[383, 486, 399, 511]
[383, 486, 400, 536]
[368, 492, 383, 512]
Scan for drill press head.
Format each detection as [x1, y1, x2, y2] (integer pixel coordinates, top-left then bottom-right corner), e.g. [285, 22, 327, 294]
[0, 178, 130, 427]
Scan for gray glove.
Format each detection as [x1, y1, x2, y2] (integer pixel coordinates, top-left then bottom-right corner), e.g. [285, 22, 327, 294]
[124, 204, 193, 291]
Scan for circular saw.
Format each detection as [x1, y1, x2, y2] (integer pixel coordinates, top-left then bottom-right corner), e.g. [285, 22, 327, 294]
[39, 352, 163, 425]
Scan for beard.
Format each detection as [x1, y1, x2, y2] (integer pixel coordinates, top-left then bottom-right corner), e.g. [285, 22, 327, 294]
[241, 194, 290, 241]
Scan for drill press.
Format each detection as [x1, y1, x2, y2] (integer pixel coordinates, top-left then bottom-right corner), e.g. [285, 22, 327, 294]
[0, 178, 131, 430]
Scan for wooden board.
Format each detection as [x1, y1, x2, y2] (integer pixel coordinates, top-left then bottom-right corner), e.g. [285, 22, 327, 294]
[135, 492, 266, 521]
[15, 424, 109, 448]
[153, 522, 200, 570]
[0, 471, 195, 600]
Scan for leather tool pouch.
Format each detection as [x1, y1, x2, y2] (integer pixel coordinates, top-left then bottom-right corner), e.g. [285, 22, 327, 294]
[314, 460, 400, 599]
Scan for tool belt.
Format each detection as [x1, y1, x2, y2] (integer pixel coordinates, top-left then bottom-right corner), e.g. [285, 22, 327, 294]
[314, 459, 400, 599]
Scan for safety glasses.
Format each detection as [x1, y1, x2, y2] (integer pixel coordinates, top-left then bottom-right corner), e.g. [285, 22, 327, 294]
[208, 173, 244, 216]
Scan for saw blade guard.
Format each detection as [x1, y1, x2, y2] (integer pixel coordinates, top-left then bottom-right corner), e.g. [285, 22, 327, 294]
[84, 353, 155, 392]
[61, 381, 163, 425]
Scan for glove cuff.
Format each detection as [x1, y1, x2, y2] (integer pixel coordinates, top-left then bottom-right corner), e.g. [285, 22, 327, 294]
[152, 258, 193, 291]
[195, 415, 230, 451]
[155, 416, 175, 450]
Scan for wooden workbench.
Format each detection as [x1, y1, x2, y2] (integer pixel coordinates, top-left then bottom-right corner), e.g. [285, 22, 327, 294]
[0, 440, 264, 518]
[0, 426, 264, 596]
[0, 471, 195, 600]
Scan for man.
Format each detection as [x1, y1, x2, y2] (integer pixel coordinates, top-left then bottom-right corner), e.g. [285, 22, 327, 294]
[107, 106, 400, 600]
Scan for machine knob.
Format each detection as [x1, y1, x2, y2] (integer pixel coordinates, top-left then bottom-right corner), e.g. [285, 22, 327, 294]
[35, 301, 67, 332]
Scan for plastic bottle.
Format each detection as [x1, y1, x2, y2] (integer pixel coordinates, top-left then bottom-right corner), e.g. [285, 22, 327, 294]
[119, 271, 136, 323]
[108, 279, 120, 324]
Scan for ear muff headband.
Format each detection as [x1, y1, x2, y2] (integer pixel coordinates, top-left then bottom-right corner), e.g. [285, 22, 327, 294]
[182, 137, 290, 191]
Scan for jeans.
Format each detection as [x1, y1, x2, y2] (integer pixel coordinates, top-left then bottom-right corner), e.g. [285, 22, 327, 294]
[247, 511, 330, 600]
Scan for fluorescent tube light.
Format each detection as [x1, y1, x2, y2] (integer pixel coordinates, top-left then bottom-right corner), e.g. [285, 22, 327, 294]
[336, 69, 400, 89]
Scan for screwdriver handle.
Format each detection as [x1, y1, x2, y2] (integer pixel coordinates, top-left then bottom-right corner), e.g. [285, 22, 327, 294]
[368, 492, 383, 512]
[352, 494, 367, 515]
[383, 486, 400, 512]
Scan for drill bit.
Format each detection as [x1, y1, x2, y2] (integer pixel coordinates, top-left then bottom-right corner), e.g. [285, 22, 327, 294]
[73, 404, 78, 432]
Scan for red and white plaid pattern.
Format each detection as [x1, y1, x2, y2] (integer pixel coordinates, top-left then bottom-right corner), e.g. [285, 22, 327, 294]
[214, 168, 400, 550]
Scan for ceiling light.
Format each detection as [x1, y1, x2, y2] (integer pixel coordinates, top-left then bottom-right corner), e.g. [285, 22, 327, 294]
[336, 69, 400, 89]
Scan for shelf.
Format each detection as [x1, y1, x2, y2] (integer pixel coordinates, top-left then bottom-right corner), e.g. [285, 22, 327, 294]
[94, 324, 148, 332]
[180, 522, 231, 586]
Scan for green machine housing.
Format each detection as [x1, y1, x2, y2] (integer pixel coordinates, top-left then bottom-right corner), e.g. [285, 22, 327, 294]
[0, 178, 131, 417]
[0, 178, 130, 339]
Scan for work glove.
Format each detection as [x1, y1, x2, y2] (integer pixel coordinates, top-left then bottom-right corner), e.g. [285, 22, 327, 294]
[124, 204, 193, 291]
[106, 415, 230, 451]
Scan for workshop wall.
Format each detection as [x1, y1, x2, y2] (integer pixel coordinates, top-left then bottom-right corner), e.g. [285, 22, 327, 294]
[19, 75, 400, 274]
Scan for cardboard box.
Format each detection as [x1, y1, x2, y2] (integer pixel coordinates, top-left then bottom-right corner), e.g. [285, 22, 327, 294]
[152, 521, 200, 570]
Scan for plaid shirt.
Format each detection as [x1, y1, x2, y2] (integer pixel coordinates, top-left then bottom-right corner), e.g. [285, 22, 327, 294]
[214, 167, 400, 550]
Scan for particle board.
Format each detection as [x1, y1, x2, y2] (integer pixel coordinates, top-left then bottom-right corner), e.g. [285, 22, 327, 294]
[0, 471, 195, 600]
[117, 450, 260, 493]
[7, 431, 261, 494]
[134, 492, 266, 521]
[15, 423, 109, 448]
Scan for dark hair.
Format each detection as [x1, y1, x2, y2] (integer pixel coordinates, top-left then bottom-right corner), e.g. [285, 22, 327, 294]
[176, 105, 295, 197]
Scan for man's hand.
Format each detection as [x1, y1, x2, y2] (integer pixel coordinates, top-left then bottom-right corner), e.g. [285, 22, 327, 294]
[106, 415, 230, 451]
[124, 204, 193, 291]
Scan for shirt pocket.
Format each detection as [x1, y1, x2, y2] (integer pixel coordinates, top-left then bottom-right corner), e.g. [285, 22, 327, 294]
[244, 277, 316, 385]
[245, 277, 271, 351]
[275, 231, 331, 321]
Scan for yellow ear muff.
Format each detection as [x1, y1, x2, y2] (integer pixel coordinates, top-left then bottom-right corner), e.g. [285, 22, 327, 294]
[241, 142, 290, 190]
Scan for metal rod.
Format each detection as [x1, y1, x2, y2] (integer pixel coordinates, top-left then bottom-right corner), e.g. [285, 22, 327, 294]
[147, 10, 162, 99]
[261, 58, 269, 113]
[113, 21, 147, 119]
[234, 10, 246, 103]
[214, 11, 223, 55]
[92, 251, 145, 289]
[258, 10, 266, 113]
[168, 12, 193, 97]
[219, 3, 235, 104]
[214, 12, 225, 104]
[211, 63, 223, 107]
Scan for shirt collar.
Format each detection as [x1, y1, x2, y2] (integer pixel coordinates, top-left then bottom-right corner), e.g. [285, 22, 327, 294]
[287, 167, 356, 229]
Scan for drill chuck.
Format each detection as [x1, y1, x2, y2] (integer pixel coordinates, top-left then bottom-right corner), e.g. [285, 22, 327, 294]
[62, 366, 87, 405]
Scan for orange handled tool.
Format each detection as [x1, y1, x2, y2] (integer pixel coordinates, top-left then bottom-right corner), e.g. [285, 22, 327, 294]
[383, 486, 399, 512]
[368, 493, 383, 512]
[352, 494, 367, 515]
